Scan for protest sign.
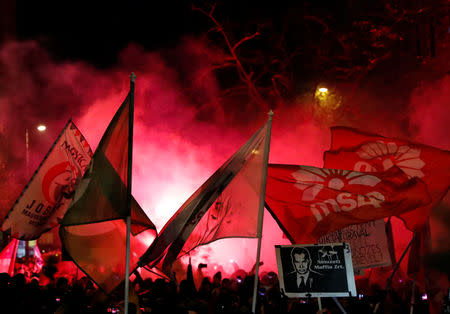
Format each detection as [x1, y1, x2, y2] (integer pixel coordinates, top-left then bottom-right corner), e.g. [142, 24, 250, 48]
[276, 243, 357, 298]
[318, 220, 393, 270]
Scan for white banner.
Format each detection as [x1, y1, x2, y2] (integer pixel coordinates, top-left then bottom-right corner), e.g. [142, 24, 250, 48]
[318, 219, 392, 271]
[2, 121, 92, 240]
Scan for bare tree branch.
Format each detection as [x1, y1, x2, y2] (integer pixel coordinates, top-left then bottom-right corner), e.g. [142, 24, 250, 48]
[232, 32, 260, 51]
[304, 15, 349, 52]
[193, 4, 268, 109]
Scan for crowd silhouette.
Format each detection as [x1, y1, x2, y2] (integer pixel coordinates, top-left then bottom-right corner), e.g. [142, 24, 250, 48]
[0, 257, 438, 314]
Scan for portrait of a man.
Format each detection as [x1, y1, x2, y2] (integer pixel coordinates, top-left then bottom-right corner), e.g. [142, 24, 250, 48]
[284, 246, 323, 293]
[276, 244, 357, 297]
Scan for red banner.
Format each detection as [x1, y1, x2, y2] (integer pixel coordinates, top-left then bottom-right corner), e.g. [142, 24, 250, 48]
[324, 126, 450, 230]
[266, 164, 430, 244]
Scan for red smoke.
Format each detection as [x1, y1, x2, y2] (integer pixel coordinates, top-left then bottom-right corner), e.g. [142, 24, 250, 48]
[409, 75, 450, 151]
[0, 39, 448, 278]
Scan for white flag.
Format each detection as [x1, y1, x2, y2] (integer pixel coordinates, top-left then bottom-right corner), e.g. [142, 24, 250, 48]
[139, 119, 271, 272]
[2, 120, 93, 240]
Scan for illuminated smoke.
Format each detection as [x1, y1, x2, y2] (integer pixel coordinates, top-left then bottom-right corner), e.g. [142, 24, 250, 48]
[409, 75, 450, 151]
[408, 75, 450, 257]
[1, 38, 448, 278]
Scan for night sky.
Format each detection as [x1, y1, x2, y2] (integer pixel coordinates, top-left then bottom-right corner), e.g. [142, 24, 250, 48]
[14, 1, 380, 68]
[15, 1, 196, 66]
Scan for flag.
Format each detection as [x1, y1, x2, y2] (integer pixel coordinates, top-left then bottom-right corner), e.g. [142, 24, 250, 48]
[138, 119, 271, 272]
[407, 222, 432, 282]
[265, 164, 430, 244]
[0, 238, 18, 275]
[33, 242, 44, 273]
[407, 222, 449, 314]
[60, 93, 156, 293]
[324, 126, 450, 230]
[2, 120, 93, 240]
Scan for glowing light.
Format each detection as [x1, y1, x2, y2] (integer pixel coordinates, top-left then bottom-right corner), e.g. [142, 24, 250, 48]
[37, 124, 46, 132]
[314, 85, 342, 110]
[229, 259, 234, 263]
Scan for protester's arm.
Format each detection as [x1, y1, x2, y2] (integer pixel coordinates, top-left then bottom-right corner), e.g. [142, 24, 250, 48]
[170, 271, 178, 286]
[187, 257, 197, 293]
[249, 261, 264, 276]
[196, 263, 207, 289]
[132, 269, 144, 285]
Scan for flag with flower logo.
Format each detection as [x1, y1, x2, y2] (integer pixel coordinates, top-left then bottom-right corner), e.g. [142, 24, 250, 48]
[324, 126, 450, 230]
[265, 164, 430, 244]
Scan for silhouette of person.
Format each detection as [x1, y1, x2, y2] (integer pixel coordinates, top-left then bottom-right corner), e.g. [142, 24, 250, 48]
[284, 247, 322, 293]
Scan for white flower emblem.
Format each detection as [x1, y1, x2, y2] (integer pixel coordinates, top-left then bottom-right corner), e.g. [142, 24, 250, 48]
[357, 141, 425, 178]
[292, 166, 381, 201]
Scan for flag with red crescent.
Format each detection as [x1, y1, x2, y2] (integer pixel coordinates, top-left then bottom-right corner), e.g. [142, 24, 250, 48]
[1, 120, 93, 240]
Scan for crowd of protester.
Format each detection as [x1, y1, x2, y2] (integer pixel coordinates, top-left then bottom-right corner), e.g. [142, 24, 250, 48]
[0, 259, 440, 314]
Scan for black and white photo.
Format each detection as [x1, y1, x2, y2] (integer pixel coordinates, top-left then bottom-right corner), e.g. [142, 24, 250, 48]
[276, 243, 357, 298]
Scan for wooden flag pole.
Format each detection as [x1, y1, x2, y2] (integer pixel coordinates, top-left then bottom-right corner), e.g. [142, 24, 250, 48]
[124, 72, 136, 314]
[251, 110, 273, 314]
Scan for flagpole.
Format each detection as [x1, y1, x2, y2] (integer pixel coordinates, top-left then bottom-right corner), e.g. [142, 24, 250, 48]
[124, 72, 135, 314]
[374, 232, 416, 314]
[410, 275, 416, 314]
[384, 232, 415, 291]
[251, 110, 273, 314]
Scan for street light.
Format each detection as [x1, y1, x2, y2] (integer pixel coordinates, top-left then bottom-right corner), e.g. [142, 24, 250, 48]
[36, 125, 46, 132]
[26, 124, 47, 174]
[23, 124, 46, 260]
[314, 84, 341, 110]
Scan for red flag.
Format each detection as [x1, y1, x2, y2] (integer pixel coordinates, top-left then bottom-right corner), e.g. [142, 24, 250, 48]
[324, 126, 450, 230]
[60, 93, 157, 293]
[33, 242, 44, 273]
[407, 223, 432, 282]
[407, 222, 449, 314]
[265, 164, 430, 244]
[0, 238, 18, 275]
